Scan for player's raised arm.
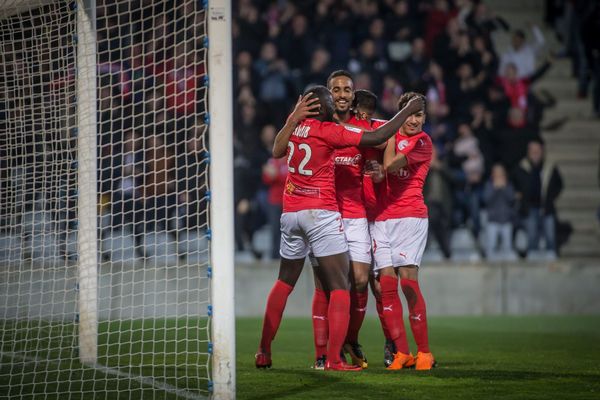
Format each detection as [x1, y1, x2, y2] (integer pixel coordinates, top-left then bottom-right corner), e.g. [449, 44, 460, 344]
[272, 93, 320, 158]
[358, 95, 425, 147]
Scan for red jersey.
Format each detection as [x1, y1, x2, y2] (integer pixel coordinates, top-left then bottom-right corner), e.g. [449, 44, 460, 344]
[334, 115, 370, 219]
[283, 118, 363, 213]
[377, 131, 432, 221]
[262, 157, 288, 206]
[362, 119, 387, 221]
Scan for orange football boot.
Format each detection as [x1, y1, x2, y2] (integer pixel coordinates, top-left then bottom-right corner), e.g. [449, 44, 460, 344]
[386, 352, 416, 370]
[415, 352, 436, 370]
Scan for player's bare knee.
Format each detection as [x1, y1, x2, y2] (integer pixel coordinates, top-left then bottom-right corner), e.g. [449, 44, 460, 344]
[398, 265, 418, 280]
[278, 257, 305, 286]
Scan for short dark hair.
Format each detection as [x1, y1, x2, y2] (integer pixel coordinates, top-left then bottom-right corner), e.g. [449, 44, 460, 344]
[302, 85, 334, 121]
[397, 91, 426, 111]
[327, 70, 354, 88]
[303, 85, 328, 99]
[352, 89, 377, 112]
[514, 29, 526, 39]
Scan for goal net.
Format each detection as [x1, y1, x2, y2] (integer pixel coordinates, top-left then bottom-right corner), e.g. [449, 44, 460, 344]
[0, 0, 234, 398]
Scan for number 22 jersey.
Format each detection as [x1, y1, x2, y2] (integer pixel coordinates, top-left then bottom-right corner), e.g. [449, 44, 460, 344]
[283, 118, 363, 213]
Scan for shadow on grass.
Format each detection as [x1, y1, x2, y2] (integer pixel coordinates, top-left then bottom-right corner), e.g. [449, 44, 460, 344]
[241, 368, 343, 400]
[365, 366, 600, 385]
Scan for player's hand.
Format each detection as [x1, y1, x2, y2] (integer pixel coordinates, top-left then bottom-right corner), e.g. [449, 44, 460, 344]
[287, 93, 320, 125]
[364, 159, 379, 174]
[364, 159, 384, 179]
[403, 95, 425, 115]
[355, 111, 369, 121]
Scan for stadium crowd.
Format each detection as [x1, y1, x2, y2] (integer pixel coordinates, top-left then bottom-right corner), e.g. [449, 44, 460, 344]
[230, 0, 598, 262]
[5, 0, 599, 262]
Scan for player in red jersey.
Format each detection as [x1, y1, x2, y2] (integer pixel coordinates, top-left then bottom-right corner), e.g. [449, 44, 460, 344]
[316, 71, 374, 369]
[372, 91, 436, 370]
[255, 86, 424, 371]
[351, 90, 400, 367]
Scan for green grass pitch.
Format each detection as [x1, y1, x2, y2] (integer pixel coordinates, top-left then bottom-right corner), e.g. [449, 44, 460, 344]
[237, 316, 600, 400]
[2, 316, 599, 399]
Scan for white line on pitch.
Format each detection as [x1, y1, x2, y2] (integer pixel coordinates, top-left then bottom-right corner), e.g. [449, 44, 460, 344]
[1, 351, 207, 400]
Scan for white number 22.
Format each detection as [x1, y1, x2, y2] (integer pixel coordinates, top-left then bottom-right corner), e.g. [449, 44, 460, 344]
[287, 142, 313, 176]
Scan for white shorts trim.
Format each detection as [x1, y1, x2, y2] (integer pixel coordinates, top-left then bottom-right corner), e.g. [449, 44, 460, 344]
[371, 218, 428, 271]
[279, 209, 348, 260]
[343, 218, 372, 264]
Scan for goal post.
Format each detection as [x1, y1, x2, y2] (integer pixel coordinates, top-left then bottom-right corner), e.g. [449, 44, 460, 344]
[0, 0, 235, 398]
[207, 0, 236, 398]
[76, 0, 98, 366]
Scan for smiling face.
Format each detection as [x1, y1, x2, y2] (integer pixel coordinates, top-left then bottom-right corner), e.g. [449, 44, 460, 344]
[397, 92, 426, 136]
[401, 110, 426, 136]
[328, 75, 354, 118]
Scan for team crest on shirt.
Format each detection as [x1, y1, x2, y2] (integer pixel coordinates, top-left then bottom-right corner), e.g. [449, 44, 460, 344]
[397, 139, 409, 151]
[286, 181, 296, 194]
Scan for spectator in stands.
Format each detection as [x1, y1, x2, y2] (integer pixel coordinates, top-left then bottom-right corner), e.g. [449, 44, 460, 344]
[498, 25, 546, 79]
[424, 147, 453, 259]
[581, 2, 600, 117]
[469, 101, 495, 176]
[424, 0, 455, 54]
[496, 59, 552, 129]
[424, 61, 451, 154]
[302, 47, 332, 90]
[386, 0, 418, 45]
[101, 129, 143, 261]
[261, 126, 288, 260]
[157, 42, 206, 117]
[496, 107, 540, 171]
[135, 134, 180, 260]
[348, 38, 389, 94]
[512, 140, 563, 260]
[483, 164, 517, 261]
[403, 37, 430, 90]
[278, 14, 313, 73]
[177, 122, 208, 232]
[253, 41, 292, 124]
[450, 122, 485, 238]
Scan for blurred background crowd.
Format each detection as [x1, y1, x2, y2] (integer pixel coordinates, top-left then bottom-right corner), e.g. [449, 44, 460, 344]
[231, 0, 600, 262]
[1, 0, 599, 264]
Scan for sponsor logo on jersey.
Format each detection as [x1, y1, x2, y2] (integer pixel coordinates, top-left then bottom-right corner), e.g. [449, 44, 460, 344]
[390, 167, 410, 179]
[344, 126, 362, 134]
[286, 182, 320, 198]
[334, 153, 362, 166]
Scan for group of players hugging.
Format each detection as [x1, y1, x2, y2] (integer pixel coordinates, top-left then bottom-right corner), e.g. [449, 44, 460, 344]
[255, 70, 436, 372]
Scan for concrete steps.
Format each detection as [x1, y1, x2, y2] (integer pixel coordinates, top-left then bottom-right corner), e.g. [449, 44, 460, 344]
[492, 0, 600, 260]
[556, 189, 600, 210]
[557, 163, 598, 188]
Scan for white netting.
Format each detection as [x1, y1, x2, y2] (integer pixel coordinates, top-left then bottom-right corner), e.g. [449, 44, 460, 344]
[0, 0, 211, 398]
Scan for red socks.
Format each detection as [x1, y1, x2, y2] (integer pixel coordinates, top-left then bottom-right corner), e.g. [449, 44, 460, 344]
[311, 288, 329, 359]
[326, 289, 350, 364]
[401, 278, 430, 353]
[259, 280, 294, 354]
[374, 293, 391, 340]
[380, 275, 410, 354]
[345, 290, 368, 344]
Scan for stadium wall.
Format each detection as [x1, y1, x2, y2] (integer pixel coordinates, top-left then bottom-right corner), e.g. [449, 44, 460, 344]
[1, 261, 599, 320]
[240, 261, 600, 316]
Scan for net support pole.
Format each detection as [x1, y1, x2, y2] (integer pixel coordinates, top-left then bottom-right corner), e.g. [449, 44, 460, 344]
[208, 0, 236, 398]
[76, 0, 98, 366]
